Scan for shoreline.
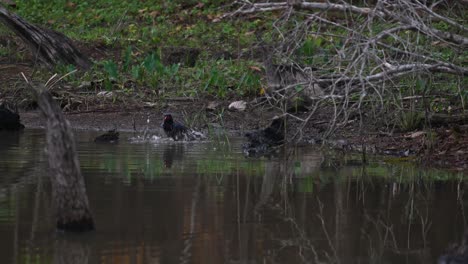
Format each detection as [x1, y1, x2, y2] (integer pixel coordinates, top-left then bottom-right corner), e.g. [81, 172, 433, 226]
[19, 109, 468, 172]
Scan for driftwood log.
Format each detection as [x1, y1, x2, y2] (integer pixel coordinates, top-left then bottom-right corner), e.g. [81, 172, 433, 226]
[34, 86, 94, 231]
[0, 6, 91, 69]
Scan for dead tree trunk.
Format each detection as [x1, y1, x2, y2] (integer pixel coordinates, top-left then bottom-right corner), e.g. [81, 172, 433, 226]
[35, 87, 94, 232]
[0, 6, 91, 69]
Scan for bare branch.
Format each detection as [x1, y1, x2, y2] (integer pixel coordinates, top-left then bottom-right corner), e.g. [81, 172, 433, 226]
[218, 2, 288, 20]
[316, 63, 468, 86]
[298, 2, 384, 17]
[418, 3, 468, 33]
[221, 0, 467, 139]
[385, 10, 468, 47]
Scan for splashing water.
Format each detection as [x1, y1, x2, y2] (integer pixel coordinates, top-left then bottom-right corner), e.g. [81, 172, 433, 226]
[129, 114, 165, 143]
[129, 134, 164, 143]
[129, 113, 207, 143]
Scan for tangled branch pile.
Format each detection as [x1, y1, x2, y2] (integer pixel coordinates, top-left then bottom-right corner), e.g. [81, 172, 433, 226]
[223, 0, 467, 139]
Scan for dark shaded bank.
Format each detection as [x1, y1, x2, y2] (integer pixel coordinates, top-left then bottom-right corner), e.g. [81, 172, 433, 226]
[0, 105, 24, 130]
[19, 106, 468, 171]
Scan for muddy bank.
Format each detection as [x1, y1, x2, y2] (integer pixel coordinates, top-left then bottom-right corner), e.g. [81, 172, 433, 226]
[19, 100, 280, 135]
[19, 105, 468, 172]
[329, 127, 468, 171]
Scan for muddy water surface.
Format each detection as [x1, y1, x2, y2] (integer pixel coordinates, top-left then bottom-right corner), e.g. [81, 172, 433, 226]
[0, 129, 466, 264]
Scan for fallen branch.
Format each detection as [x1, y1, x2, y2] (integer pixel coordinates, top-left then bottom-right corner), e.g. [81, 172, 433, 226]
[218, 2, 287, 20]
[316, 63, 468, 86]
[298, 2, 384, 17]
[0, 6, 91, 69]
[417, 3, 468, 33]
[222, 0, 467, 138]
[220, 1, 384, 19]
[384, 8, 468, 47]
[222, 1, 467, 47]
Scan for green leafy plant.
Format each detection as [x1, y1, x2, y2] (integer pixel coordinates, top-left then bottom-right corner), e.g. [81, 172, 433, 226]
[398, 110, 423, 132]
[102, 60, 119, 81]
[122, 46, 133, 72]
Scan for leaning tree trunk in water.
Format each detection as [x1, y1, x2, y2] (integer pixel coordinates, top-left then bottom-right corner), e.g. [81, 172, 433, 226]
[0, 6, 91, 69]
[35, 87, 94, 231]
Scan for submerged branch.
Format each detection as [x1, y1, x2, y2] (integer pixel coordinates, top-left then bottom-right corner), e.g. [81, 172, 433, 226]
[22, 73, 95, 232]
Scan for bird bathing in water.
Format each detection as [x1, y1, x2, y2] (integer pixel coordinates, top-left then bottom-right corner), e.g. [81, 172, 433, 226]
[243, 116, 285, 157]
[161, 113, 205, 141]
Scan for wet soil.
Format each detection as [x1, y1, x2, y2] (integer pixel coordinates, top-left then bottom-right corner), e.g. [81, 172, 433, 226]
[19, 100, 278, 135]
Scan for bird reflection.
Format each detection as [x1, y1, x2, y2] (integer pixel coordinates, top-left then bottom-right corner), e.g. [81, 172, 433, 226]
[94, 129, 119, 143]
[0, 131, 22, 151]
[439, 231, 468, 264]
[53, 236, 91, 264]
[162, 144, 185, 168]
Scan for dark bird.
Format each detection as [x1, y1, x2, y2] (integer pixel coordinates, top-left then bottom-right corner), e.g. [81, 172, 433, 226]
[162, 144, 185, 168]
[243, 116, 285, 157]
[94, 129, 119, 143]
[162, 113, 188, 141]
[0, 105, 24, 130]
[161, 113, 205, 141]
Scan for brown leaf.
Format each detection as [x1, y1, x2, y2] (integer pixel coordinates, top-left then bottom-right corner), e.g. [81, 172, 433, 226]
[149, 11, 159, 18]
[228, 101, 247, 111]
[405, 131, 425, 138]
[206, 101, 220, 111]
[66, 1, 76, 8]
[249, 66, 262, 72]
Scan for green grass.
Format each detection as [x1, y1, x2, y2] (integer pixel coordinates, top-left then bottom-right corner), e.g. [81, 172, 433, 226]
[2, 1, 466, 107]
[2, 0, 270, 98]
[11, 1, 268, 52]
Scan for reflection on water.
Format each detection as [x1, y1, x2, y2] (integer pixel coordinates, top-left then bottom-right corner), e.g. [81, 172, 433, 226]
[0, 129, 466, 264]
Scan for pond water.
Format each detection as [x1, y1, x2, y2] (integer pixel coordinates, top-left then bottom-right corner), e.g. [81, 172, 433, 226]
[0, 129, 466, 264]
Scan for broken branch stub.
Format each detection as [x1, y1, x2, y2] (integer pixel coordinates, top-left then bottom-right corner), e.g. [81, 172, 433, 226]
[0, 6, 92, 69]
[34, 87, 94, 232]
